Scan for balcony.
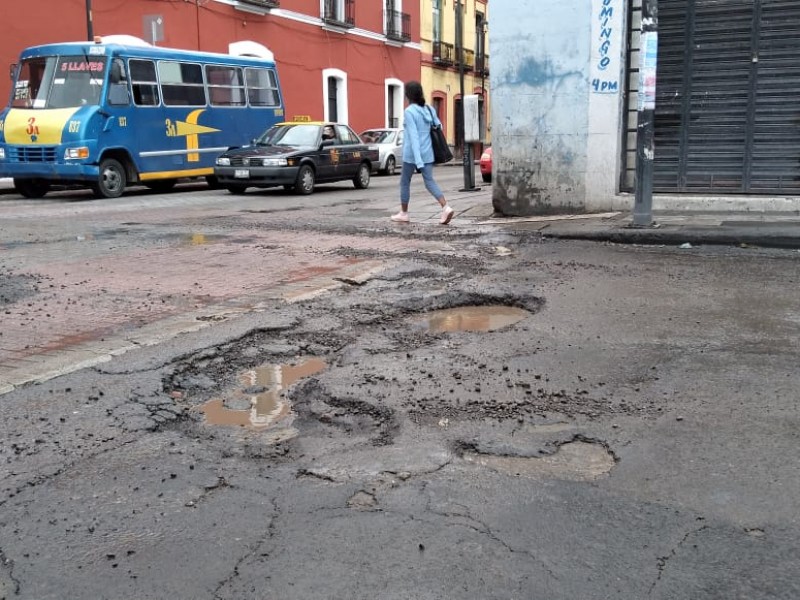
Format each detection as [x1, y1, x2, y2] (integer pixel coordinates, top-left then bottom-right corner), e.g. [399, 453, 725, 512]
[237, 0, 279, 7]
[459, 48, 475, 69]
[432, 41, 455, 66]
[475, 53, 489, 76]
[385, 10, 411, 43]
[323, 0, 355, 28]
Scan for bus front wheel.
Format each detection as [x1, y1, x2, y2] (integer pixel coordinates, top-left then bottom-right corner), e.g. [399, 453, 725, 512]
[14, 178, 51, 199]
[92, 158, 127, 199]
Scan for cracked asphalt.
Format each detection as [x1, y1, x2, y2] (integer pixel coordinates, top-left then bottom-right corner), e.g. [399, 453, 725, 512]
[1, 174, 799, 599]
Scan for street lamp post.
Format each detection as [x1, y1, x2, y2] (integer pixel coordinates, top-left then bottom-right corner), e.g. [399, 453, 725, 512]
[632, 0, 659, 227]
[85, 0, 94, 41]
[456, 0, 477, 191]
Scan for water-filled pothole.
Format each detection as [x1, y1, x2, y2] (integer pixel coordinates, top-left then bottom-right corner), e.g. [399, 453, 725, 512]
[411, 305, 530, 333]
[199, 357, 326, 428]
[463, 441, 615, 480]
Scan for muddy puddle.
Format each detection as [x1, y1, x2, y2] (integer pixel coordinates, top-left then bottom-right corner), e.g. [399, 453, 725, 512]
[199, 357, 326, 429]
[463, 441, 615, 481]
[412, 305, 530, 333]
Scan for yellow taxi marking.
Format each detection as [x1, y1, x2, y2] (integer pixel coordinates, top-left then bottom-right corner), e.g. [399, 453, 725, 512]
[330, 149, 339, 165]
[3, 108, 79, 145]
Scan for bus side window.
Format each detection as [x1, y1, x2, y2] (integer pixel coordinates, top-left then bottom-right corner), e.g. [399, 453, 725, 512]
[245, 68, 280, 107]
[107, 58, 130, 106]
[159, 61, 206, 106]
[206, 65, 245, 107]
[130, 59, 159, 107]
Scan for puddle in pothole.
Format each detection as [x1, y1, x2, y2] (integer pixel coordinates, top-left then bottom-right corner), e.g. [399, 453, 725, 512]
[199, 357, 326, 428]
[411, 305, 530, 333]
[463, 441, 615, 481]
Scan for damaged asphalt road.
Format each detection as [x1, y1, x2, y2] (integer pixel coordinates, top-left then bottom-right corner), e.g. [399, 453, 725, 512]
[1, 192, 800, 598]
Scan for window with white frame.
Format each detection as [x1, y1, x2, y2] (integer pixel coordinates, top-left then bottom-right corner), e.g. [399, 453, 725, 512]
[322, 0, 353, 26]
[385, 78, 403, 129]
[322, 68, 348, 124]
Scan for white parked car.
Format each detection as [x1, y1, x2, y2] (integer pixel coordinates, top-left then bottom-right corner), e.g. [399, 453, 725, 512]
[360, 128, 403, 175]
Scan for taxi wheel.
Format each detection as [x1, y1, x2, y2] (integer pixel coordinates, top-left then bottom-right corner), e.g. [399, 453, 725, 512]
[294, 165, 315, 195]
[92, 158, 127, 199]
[383, 156, 396, 176]
[353, 162, 371, 189]
[225, 184, 247, 195]
[14, 178, 51, 199]
[482, 173, 492, 183]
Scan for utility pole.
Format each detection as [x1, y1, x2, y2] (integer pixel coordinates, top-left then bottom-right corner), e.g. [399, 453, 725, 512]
[632, 0, 658, 227]
[85, 0, 94, 41]
[456, 0, 477, 191]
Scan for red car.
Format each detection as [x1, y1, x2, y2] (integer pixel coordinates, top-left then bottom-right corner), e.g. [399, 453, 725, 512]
[479, 146, 492, 183]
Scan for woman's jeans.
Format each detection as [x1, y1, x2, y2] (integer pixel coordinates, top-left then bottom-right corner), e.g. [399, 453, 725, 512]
[400, 162, 443, 205]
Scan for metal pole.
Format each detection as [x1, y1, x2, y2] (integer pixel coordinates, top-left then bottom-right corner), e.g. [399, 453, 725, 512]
[632, 0, 658, 227]
[456, 0, 476, 191]
[85, 0, 94, 41]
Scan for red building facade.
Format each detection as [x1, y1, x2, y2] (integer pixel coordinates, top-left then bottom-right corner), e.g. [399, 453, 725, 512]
[0, 0, 421, 133]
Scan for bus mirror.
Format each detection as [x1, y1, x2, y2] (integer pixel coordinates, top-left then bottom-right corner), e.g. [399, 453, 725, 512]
[9, 63, 18, 81]
[110, 61, 124, 84]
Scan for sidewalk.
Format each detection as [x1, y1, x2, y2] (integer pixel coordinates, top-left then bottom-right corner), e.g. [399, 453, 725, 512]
[476, 210, 800, 250]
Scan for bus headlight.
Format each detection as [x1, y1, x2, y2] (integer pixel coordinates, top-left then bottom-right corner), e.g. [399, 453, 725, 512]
[64, 147, 89, 160]
[0, 148, 5, 160]
[216, 157, 231, 166]
[261, 158, 287, 167]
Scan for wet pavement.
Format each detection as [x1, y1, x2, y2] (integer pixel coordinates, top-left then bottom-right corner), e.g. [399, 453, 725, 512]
[1, 175, 799, 599]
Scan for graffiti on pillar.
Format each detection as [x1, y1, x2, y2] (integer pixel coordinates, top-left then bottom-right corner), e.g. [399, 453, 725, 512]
[590, 0, 621, 94]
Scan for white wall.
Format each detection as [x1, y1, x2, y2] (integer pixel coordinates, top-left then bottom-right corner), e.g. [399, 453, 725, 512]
[491, 0, 626, 215]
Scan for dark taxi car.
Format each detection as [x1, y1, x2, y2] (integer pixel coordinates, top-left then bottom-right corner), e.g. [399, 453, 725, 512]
[214, 122, 379, 195]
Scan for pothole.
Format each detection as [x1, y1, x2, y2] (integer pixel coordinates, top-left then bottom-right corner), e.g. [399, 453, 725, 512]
[347, 490, 378, 511]
[463, 441, 615, 481]
[198, 357, 326, 429]
[411, 305, 531, 333]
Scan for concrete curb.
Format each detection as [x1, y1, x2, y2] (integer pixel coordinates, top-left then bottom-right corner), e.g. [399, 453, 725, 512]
[541, 227, 800, 250]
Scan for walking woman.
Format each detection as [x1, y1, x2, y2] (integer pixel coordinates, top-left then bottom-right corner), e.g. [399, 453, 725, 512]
[391, 81, 454, 225]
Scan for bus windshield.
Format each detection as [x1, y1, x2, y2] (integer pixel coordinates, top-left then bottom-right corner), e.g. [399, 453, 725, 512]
[12, 55, 107, 109]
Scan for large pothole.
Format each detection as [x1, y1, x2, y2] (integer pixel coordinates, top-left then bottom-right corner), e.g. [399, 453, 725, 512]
[197, 357, 326, 429]
[410, 305, 531, 333]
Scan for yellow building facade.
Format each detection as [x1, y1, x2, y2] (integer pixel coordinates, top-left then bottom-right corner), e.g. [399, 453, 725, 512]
[420, 0, 490, 155]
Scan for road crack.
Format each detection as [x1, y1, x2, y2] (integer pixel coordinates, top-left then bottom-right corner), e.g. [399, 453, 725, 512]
[649, 522, 709, 595]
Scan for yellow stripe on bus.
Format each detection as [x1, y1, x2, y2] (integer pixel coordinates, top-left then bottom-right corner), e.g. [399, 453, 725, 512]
[139, 168, 214, 180]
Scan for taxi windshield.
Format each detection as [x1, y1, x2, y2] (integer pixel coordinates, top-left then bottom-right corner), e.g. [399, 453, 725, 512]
[257, 124, 320, 147]
[12, 55, 107, 109]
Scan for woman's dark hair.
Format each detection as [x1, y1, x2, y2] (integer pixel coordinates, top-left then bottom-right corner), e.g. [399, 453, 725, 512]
[404, 81, 425, 107]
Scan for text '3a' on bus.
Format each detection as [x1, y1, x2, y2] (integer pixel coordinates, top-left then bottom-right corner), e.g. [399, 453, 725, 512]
[0, 35, 285, 199]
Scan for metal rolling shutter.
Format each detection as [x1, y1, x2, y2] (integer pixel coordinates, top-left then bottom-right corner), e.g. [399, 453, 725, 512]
[749, 0, 800, 192]
[652, 0, 800, 194]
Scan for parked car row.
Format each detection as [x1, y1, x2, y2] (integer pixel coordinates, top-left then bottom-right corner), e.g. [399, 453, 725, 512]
[215, 122, 493, 196]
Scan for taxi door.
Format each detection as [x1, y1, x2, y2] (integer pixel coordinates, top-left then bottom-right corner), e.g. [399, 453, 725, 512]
[334, 124, 362, 178]
[317, 126, 339, 181]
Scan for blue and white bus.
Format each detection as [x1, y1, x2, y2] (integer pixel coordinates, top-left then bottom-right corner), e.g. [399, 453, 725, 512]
[0, 36, 284, 198]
